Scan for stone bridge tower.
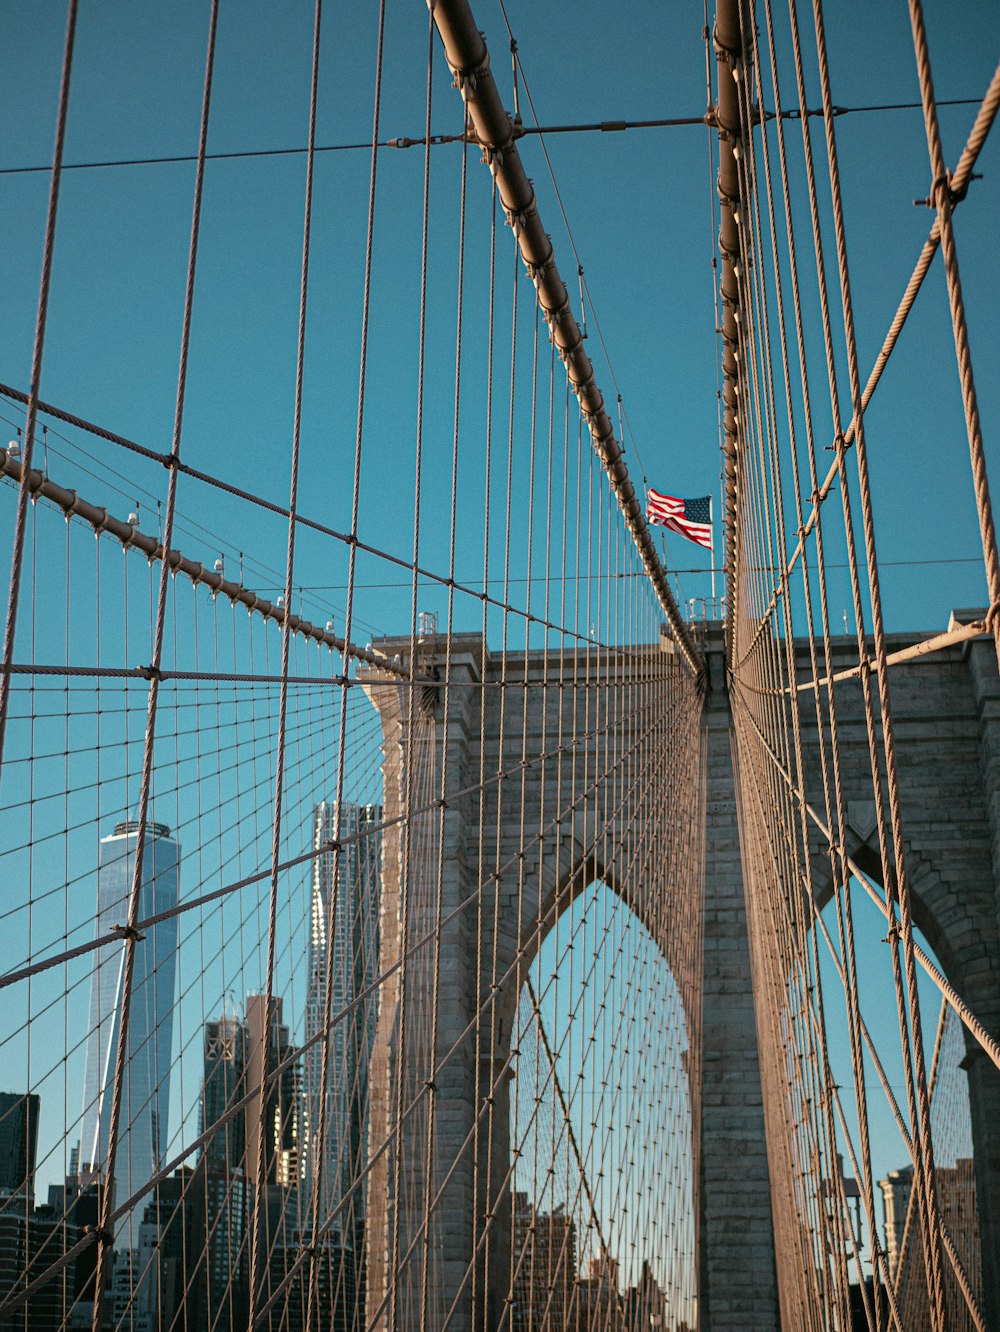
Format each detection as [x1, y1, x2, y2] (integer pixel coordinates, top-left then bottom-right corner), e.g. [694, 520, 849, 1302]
[359, 619, 1000, 1330]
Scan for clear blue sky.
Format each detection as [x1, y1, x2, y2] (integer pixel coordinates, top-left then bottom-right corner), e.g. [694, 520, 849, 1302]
[2, 1, 996, 637]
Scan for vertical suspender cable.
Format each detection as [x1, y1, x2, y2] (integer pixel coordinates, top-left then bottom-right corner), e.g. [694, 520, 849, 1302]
[425, 0, 705, 688]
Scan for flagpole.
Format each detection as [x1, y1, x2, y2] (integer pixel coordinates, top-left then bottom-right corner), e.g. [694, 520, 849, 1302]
[709, 495, 716, 608]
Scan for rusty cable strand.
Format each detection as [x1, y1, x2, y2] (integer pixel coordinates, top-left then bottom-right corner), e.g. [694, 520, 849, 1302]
[428, 0, 705, 686]
[906, 7, 1000, 676]
[776, 0, 941, 1316]
[418, 92, 469, 1332]
[726, 8, 858, 1304]
[501, 300, 540, 1327]
[386, 10, 435, 1321]
[88, 8, 219, 1328]
[278, 5, 347, 1328]
[245, 0, 321, 1310]
[731, 71, 839, 1318]
[478, 230, 523, 1332]
[731, 674, 1000, 1075]
[560, 558, 690, 1331]
[745, 12, 889, 1300]
[735, 54, 1000, 671]
[0, 0, 79, 773]
[789, 618, 993, 691]
[308, 0, 391, 1306]
[501, 305, 551, 1325]
[752, 1, 867, 1303]
[729, 721, 828, 1326]
[467, 172, 498, 1332]
[809, 0, 951, 1319]
[734, 706, 900, 1327]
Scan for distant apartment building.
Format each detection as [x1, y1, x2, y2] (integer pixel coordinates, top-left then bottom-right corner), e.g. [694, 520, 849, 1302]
[879, 1158, 980, 1327]
[201, 1013, 247, 1171]
[511, 1191, 578, 1330]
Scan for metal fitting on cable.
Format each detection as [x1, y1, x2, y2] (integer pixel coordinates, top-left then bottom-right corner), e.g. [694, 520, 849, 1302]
[111, 923, 146, 943]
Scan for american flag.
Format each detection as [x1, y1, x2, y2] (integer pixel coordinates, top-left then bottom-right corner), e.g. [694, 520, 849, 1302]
[646, 489, 713, 551]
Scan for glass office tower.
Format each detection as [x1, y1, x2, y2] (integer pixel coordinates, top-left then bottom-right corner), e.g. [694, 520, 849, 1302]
[304, 801, 380, 1247]
[79, 820, 180, 1243]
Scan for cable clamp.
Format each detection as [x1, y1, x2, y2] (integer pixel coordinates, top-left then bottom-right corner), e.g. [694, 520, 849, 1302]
[523, 256, 553, 283]
[163, 452, 181, 470]
[111, 923, 146, 943]
[451, 49, 490, 96]
[916, 171, 971, 210]
[504, 202, 536, 234]
[85, 1224, 115, 1246]
[59, 489, 83, 519]
[138, 663, 163, 682]
[718, 186, 741, 212]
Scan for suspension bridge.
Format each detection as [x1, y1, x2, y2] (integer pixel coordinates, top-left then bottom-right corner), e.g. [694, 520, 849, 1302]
[0, 0, 998, 1329]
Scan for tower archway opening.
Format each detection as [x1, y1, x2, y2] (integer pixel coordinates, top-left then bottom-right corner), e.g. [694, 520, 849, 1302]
[507, 879, 696, 1331]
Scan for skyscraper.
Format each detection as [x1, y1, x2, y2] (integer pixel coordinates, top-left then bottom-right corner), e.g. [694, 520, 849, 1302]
[79, 820, 179, 1244]
[244, 994, 305, 1322]
[201, 1013, 247, 1171]
[304, 802, 381, 1250]
[198, 1013, 250, 1327]
[244, 994, 303, 1195]
[0, 1091, 39, 1204]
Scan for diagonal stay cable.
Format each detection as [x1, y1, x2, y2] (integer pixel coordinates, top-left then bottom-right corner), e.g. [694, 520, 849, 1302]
[0, 392, 640, 662]
[729, 676, 1000, 1074]
[522, 971, 629, 1325]
[426, 0, 704, 686]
